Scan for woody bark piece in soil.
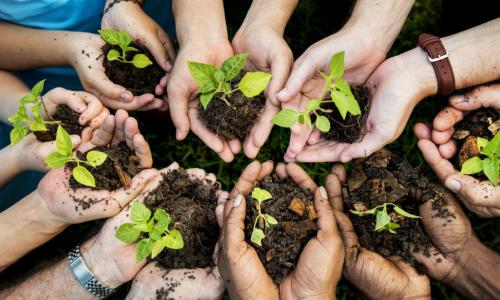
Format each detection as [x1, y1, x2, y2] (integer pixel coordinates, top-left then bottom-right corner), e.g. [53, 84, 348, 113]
[113, 161, 131, 189]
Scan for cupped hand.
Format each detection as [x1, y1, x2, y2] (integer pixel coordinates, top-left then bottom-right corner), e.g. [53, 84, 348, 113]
[232, 25, 293, 158]
[414, 123, 500, 217]
[167, 39, 237, 162]
[329, 165, 431, 300]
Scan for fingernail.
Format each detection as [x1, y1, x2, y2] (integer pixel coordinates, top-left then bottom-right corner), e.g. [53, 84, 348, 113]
[176, 130, 183, 140]
[451, 95, 466, 104]
[445, 178, 461, 193]
[233, 194, 243, 207]
[164, 61, 172, 71]
[70, 135, 81, 146]
[121, 92, 132, 101]
[319, 186, 327, 199]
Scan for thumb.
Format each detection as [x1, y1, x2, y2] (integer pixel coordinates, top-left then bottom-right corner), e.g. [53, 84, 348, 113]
[223, 195, 246, 249]
[276, 54, 318, 103]
[268, 50, 293, 106]
[167, 81, 191, 140]
[445, 174, 500, 208]
[340, 131, 388, 162]
[112, 169, 160, 207]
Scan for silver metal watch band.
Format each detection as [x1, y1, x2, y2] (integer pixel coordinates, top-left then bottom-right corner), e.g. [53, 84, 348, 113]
[68, 245, 114, 299]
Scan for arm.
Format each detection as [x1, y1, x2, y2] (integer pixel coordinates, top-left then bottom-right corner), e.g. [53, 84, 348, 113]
[239, 0, 297, 35]
[0, 70, 30, 122]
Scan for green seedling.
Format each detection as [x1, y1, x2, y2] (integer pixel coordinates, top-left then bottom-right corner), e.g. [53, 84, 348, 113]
[98, 29, 153, 68]
[460, 131, 500, 185]
[8, 79, 57, 144]
[250, 187, 278, 246]
[272, 51, 361, 133]
[116, 202, 184, 262]
[350, 202, 420, 234]
[187, 53, 272, 109]
[45, 125, 107, 187]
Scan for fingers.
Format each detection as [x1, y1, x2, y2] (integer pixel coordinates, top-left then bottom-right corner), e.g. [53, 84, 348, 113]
[133, 134, 153, 168]
[244, 100, 278, 158]
[286, 163, 318, 191]
[449, 84, 500, 111]
[432, 107, 464, 134]
[416, 139, 457, 181]
[141, 28, 171, 72]
[223, 195, 246, 250]
[331, 164, 346, 182]
[87, 73, 132, 102]
[295, 141, 348, 163]
[314, 186, 339, 237]
[44, 88, 86, 115]
[76, 92, 106, 126]
[167, 78, 191, 140]
[91, 114, 115, 147]
[156, 28, 175, 71]
[216, 191, 229, 228]
[112, 109, 129, 145]
[111, 169, 160, 208]
[267, 49, 293, 105]
[230, 161, 262, 199]
[93, 91, 156, 111]
[413, 123, 432, 140]
[335, 210, 360, 263]
[276, 51, 318, 103]
[445, 174, 500, 209]
[415, 123, 457, 160]
[326, 174, 344, 211]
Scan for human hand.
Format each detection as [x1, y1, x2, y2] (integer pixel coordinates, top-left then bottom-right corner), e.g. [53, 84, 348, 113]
[329, 165, 431, 300]
[414, 122, 500, 217]
[232, 25, 293, 158]
[167, 38, 237, 162]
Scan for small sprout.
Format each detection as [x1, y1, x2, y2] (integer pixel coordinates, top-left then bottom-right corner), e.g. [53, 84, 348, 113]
[98, 29, 153, 69]
[350, 202, 420, 234]
[116, 202, 184, 262]
[187, 53, 272, 110]
[8, 79, 56, 144]
[44, 125, 107, 187]
[460, 131, 500, 185]
[272, 51, 361, 133]
[250, 187, 278, 246]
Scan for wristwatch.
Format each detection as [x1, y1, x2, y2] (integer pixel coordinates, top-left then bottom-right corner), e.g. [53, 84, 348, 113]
[68, 245, 115, 299]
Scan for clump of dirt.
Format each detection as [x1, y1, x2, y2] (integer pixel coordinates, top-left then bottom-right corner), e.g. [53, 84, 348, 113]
[144, 168, 219, 269]
[34, 105, 84, 142]
[244, 174, 317, 284]
[198, 73, 266, 140]
[68, 142, 141, 194]
[102, 43, 165, 96]
[344, 149, 453, 272]
[452, 108, 499, 177]
[320, 85, 370, 143]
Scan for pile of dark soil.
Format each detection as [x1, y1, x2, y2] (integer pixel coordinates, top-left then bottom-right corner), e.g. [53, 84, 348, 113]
[244, 174, 317, 284]
[344, 149, 453, 271]
[452, 108, 499, 177]
[320, 85, 370, 143]
[198, 73, 266, 140]
[102, 43, 164, 96]
[34, 105, 84, 142]
[144, 168, 219, 269]
[68, 142, 140, 193]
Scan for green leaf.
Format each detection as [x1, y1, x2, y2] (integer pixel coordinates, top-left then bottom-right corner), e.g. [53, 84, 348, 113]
[131, 202, 152, 225]
[460, 157, 483, 175]
[162, 229, 184, 249]
[151, 240, 166, 259]
[328, 51, 345, 80]
[45, 152, 69, 169]
[298, 114, 305, 124]
[330, 90, 361, 120]
[238, 71, 272, 98]
[134, 223, 150, 232]
[220, 53, 248, 81]
[199, 80, 216, 93]
[86, 151, 107, 167]
[272, 109, 299, 128]
[29, 115, 47, 131]
[303, 113, 312, 128]
[56, 125, 73, 156]
[334, 79, 354, 98]
[10, 126, 28, 145]
[154, 209, 171, 230]
[20, 94, 37, 104]
[98, 29, 130, 47]
[117, 31, 132, 47]
[200, 91, 216, 110]
[392, 205, 421, 219]
[251, 187, 272, 204]
[307, 99, 322, 111]
[264, 214, 278, 225]
[477, 137, 489, 151]
[482, 157, 499, 186]
[126, 46, 138, 52]
[107, 49, 120, 61]
[116, 223, 141, 243]
[187, 61, 217, 88]
[250, 228, 265, 246]
[214, 69, 225, 82]
[31, 79, 46, 97]
[349, 207, 378, 216]
[387, 222, 400, 234]
[72, 165, 96, 187]
[482, 131, 500, 158]
[315, 115, 331, 132]
[136, 238, 153, 262]
[132, 54, 153, 68]
[374, 210, 391, 232]
[149, 226, 162, 241]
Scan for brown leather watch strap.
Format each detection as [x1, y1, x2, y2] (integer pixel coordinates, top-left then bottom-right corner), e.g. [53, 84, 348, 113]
[418, 33, 456, 96]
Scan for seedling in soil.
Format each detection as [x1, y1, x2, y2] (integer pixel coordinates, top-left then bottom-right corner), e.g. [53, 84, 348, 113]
[350, 202, 420, 234]
[460, 131, 500, 185]
[44, 125, 107, 187]
[8, 80, 58, 144]
[116, 202, 184, 262]
[250, 187, 278, 246]
[98, 29, 153, 69]
[188, 53, 272, 109]
[272, 51, 361, 133]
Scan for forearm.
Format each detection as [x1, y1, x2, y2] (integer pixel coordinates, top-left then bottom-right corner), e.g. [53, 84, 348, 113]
[0, 70, 30, 122]
[172, 0, 228, 45]
[240, 0, 299, 35]
[0, 191, 66, 271]
[0, 259, 94, 299]
[0, 146, 23, 187]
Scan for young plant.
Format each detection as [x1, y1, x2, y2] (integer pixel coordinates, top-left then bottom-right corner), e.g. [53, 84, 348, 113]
[98, 29, 153, 69]
[115, 202, 184, 262]
[250, 187, 278, 246]
[8, 79, 56, 144]
[460, 131, 500, 185]
[44, 125, 107, 187]
[272, 51, 361, 133]
[350, 202, 420, 234]
[187, 53, 272, 109]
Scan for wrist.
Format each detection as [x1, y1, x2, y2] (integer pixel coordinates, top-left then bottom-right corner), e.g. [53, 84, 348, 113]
[4, 143, 24, 173]
[31, 190, 68, 233]
[238, 0, 298, 36]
